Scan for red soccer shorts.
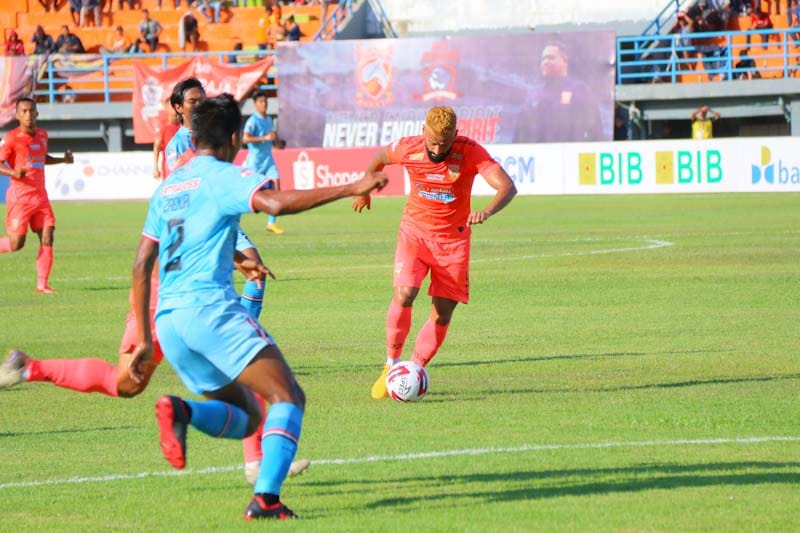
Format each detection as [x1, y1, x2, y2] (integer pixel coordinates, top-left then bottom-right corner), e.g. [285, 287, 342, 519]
[393, 224, 471, 304]
[5, 197, 56, 235]
[118, 310, 164, 363]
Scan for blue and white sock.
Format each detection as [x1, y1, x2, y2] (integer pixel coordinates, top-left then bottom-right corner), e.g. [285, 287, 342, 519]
[184, 399, 249, 439]
[254, 402, 304, 495]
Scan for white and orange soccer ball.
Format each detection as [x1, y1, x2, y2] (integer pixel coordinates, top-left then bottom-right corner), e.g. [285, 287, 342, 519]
[386, 361, 429, 402]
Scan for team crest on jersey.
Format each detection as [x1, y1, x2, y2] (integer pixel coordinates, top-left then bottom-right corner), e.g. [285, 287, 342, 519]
[413, 41, 461, 102]
[447, 164, 460, 180]
[408, 152, 424, 161]
[354, 43, 393, 108]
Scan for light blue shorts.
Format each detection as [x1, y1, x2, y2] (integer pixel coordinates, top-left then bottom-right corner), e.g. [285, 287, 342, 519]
[155, 299, 275, 395]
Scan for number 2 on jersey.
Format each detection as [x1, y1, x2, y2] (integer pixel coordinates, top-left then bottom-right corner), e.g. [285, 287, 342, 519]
[165, 218, 184, 272]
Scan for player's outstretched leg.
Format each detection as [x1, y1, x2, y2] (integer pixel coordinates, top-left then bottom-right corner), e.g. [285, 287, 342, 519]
[156, 392, 255, 470]
[0, 349, 28, 388]
[155, 395, 190, 469]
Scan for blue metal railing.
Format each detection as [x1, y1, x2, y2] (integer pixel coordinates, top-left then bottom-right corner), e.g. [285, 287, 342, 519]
[617, 27, 800, 84]
[640, 0, 687, 37]
[313, 0, 355, 41]
[31, 49, 278, 104]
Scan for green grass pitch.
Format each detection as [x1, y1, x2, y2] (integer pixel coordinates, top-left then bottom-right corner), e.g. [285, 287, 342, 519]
[0, 194, 798, 531]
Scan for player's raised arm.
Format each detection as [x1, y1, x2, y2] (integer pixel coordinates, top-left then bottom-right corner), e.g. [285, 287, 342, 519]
[353, 146, 391, 213]
[254, 172, 386, 216]
[467, 165, 517, 226]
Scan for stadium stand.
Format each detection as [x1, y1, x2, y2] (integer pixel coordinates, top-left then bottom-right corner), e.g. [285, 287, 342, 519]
[1, 0, 323, 54]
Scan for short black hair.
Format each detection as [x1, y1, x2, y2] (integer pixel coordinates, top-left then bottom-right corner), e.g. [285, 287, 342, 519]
[252, 90, 268, 101]
[191, 93, 242, 150]
[16, 97, 35, 110]
[170, 77, 205, 109]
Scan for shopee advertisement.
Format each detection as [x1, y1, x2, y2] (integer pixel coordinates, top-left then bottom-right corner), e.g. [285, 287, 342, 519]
[270, 147, 406, 195]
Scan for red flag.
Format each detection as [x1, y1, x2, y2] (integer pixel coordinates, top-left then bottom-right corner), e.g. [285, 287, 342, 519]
[132, 55, 274, 144]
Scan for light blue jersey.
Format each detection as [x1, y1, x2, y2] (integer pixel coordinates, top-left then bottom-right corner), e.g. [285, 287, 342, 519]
[243, 113, 278, 178]
[142, 155, 271, 313]
[165, 126, 194, 174]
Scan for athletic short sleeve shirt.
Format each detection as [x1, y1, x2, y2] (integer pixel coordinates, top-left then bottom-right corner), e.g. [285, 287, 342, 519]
[386, 135, 500, 236]
[243, 113, 275, 174]
[165, 126, 193, 175]
[142, 155, 271, 311]
[0, 127, 49, 201]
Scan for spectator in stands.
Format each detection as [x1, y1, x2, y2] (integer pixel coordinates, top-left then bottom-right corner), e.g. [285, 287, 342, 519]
[80, 0, 103, 27]
[613, 105, 629, 141]
[137, 9, 163, 53]
[55, 25, 86, 54]
[514, 41, 603, 142]
[698, 0, 727, 31]
[196, 0, 230, 23]
[747, 7, 774, 50]
[733, 48, 762, 78]
[691, 105, 721, 139]
[787, 0, 800, 42]
[118, 0, 138, 8]
[36, 0, 56, 11]
[32, 26, 56, 55]
[100, 25, 133, 54]
[69, 0, 82, 25]
[59, 84, 77, 103]
[227, 42, 243, 63]
[180, 10, 200, 51]
[676, 11, 699, 70]
[283, 14, 302, 41]
[257, 4, 280, 49]
[4, 32, 25, 57]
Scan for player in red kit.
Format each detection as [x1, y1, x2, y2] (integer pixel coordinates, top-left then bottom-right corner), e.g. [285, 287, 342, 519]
[353, 106, 517, 399]
[0, 98, 73, 293]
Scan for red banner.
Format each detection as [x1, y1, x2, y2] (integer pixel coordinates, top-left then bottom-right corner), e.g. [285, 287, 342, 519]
[0, 56, 44, 127]
[132, 56, 274, 144]
[233, 147, 406, 196]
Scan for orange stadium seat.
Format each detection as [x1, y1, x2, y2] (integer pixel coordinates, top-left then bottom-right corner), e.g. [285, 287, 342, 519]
[1, 1, 323, 55]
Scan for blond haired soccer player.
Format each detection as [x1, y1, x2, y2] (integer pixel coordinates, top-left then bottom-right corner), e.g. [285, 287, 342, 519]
[353, 106, 517, 399]
[0, 98, 73, 293]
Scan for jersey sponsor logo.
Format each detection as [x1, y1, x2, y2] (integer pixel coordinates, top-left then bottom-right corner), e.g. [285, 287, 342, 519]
[29, 144, 41, 150]
[416, 184, 455, 203]
[408, 152, 424, 161]
[160, 178, 201, 196]
[425, 173, 446, 182]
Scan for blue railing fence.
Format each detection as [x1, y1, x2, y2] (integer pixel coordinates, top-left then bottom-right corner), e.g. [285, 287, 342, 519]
[617, 27, 800, 84]
[31, 49, 277, 105]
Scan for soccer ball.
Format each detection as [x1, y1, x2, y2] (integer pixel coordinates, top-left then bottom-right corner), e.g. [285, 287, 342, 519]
[386, 361, 429, 402]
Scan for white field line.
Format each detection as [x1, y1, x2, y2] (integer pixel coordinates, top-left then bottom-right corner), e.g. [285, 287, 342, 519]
[56, 238, 674, 281]
[1, 435, 797, 491]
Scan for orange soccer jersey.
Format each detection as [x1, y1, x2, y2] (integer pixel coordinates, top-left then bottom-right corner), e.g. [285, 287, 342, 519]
[0, 127, 49, 202]
[386, 135, 500, 237]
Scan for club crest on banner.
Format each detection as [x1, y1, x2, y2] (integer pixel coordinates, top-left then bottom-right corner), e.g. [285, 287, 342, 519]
[354, 43, 393, 108]
[415, 41, 460, 102]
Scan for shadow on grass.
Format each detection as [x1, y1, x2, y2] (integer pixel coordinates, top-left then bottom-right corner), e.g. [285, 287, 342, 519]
[344, 461, 800, 509]
[0, 425, 141, 438]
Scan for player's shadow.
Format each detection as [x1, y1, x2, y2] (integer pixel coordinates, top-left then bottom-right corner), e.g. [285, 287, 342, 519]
[331, 461, 800, 511]
[0, 425, 140, 438]
[424, 372, 800, 403]
[434, 348, 725, 369]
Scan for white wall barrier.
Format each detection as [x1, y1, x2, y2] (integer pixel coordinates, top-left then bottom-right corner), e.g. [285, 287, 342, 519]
[39, 138, 800, 202]
[476, 137, 800, 195]
[45, 152, 159, 201]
